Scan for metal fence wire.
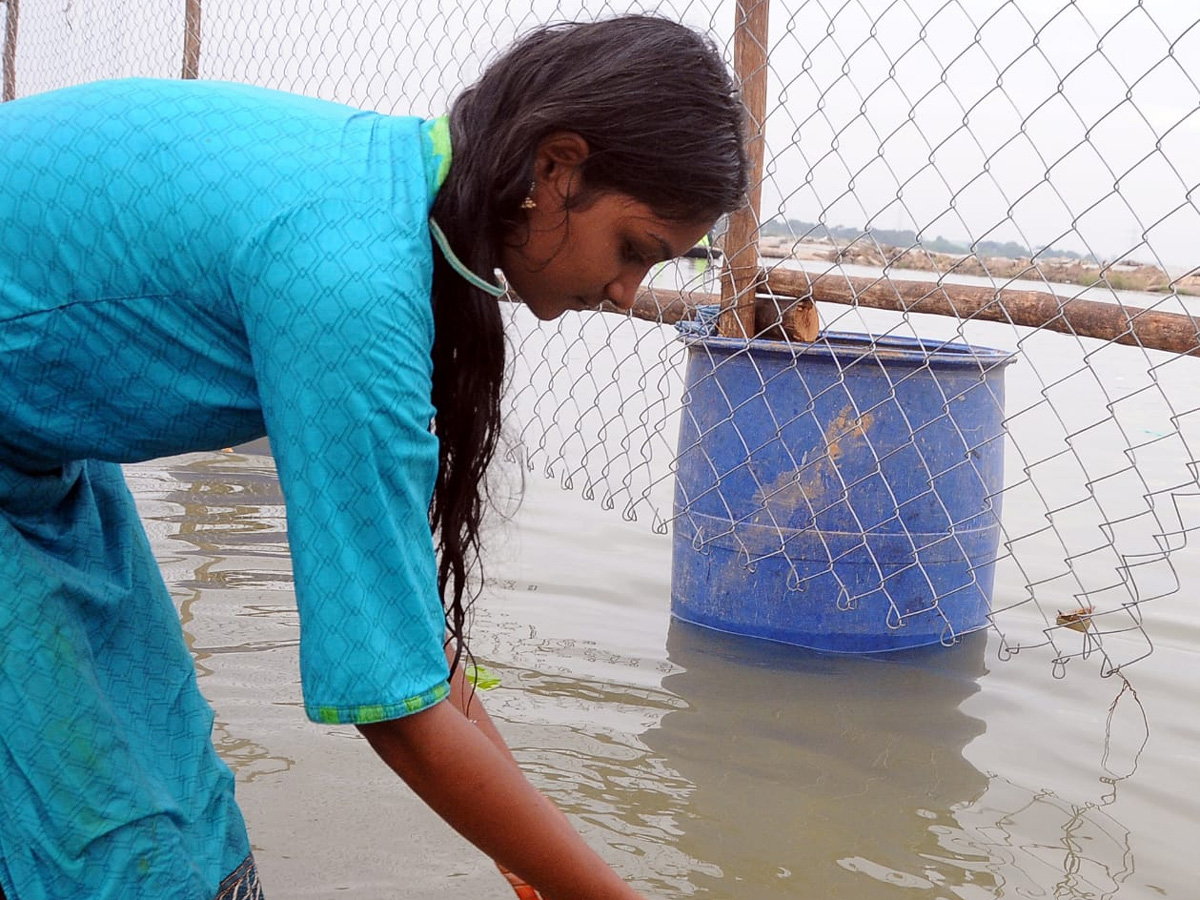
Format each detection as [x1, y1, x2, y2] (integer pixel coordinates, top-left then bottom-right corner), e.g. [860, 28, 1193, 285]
[5, 0, 1198, 676]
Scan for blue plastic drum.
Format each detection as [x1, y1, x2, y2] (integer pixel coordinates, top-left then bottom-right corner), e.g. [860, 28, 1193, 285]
[671, 331, 1014, 652]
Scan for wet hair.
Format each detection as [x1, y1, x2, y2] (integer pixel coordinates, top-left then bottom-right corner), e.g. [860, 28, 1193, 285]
[428, 14, 749, 672]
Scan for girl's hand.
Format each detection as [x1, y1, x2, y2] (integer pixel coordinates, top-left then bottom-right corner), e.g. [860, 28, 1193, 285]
[358, 701, 649, 900]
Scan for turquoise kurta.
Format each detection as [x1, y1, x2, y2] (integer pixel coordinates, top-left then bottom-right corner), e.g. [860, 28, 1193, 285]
[0, 79, 453, 898]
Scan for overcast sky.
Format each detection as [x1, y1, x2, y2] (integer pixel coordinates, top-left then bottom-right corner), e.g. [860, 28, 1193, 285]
[7, 0, 1197, 268]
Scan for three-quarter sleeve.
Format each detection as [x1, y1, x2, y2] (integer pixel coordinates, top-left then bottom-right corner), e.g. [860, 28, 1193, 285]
[233, 197, 449, 724]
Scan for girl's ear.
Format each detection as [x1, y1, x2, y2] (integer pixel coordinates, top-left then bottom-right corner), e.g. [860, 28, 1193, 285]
[532, 132, 590, 201]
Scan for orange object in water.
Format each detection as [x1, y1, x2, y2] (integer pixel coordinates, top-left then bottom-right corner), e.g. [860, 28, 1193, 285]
[499, 866, 543, 900]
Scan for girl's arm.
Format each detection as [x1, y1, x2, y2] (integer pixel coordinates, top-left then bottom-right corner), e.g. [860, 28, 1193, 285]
[444, 652, 520, 765]
[445, 654, 575, 899]
[357, 698, 648, 900]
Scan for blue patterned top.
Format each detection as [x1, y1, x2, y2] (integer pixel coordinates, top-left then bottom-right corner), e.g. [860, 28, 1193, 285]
[0, 78, 455, 896]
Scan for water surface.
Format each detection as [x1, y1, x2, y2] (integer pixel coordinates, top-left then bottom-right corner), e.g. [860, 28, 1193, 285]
[128, 434, 1199, 899]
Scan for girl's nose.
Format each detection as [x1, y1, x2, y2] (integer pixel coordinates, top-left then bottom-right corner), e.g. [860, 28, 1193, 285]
[605, 269, 645, 312]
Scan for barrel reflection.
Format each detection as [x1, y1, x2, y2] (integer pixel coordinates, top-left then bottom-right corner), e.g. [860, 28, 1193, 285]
[642, 622, 992, 898]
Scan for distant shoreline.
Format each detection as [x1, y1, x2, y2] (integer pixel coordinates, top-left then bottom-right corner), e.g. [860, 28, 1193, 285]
[759, 236, 1200, 298]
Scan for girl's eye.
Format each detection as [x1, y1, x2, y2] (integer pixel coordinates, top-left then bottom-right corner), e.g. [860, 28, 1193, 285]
[622, 243, 645, 266]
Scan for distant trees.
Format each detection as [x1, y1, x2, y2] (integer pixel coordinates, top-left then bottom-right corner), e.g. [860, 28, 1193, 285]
[759, 217, 1087, 262]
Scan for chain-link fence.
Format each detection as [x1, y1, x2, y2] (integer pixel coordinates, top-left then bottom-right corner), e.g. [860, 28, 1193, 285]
[5, 0, 1197, 676]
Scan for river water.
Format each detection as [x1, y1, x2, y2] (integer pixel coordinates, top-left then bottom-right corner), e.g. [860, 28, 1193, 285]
[125, 270, 1199, 899]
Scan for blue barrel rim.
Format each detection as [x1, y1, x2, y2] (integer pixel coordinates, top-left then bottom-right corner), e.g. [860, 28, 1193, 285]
[678, 330, 1017, 370]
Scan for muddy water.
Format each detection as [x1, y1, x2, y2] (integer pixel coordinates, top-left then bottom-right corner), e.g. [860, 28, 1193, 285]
[127, 425, 1199, 899]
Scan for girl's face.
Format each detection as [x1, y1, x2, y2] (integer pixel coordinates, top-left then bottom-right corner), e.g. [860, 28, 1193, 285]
[499, 134, 714, 321]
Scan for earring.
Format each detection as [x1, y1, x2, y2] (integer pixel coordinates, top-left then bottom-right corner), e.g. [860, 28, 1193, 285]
[521, 181, 537, 210]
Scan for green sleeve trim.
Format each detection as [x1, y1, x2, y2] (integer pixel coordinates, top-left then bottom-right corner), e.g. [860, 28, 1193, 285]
[307, 680, 450, 725]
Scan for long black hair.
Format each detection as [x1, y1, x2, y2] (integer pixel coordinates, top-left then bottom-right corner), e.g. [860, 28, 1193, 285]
[428, 15, 749, 671]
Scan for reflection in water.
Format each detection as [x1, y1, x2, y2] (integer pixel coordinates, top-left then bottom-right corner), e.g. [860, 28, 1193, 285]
[953, 776, 1137, 899]
[208, 716, 295, 784]
[160, 451, 296, 656]
[131, 448, 297, 783]
[643, 622, 993, 898]
[638, 622, 1147, 899]
[125, 450, 1162, 897]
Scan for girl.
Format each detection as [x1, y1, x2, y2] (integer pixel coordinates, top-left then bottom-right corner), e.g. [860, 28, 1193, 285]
[0, 15, 747, 900]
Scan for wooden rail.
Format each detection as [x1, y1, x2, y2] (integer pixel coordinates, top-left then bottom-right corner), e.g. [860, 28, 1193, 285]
[766, 268, 1199, 356]
[620, 269, 1199, 357]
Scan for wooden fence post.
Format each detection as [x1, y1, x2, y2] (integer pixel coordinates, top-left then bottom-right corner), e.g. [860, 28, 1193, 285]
[182, 0, 202, 79]
[718, 0, 769, 339]
[2, 0, 19, 102]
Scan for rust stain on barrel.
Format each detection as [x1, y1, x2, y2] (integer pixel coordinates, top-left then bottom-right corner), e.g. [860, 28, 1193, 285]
[752, 407, 875, 519]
